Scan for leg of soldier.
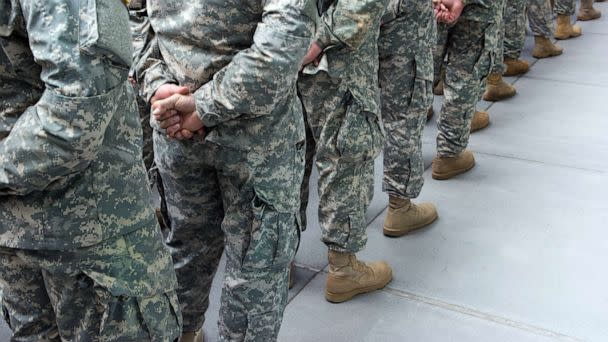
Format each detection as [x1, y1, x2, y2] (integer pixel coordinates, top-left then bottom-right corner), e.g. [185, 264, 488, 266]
[554, 0, 576, 15]
[529, 0, 555, 37]
[529, 0, 564, 58]
[503, 0, 528, 62]
[1, 226, 181, 341]
[554, 0, 582, 39]
[378, 15, 438, 237]
[299, 73, 381, 254]
[216, 143, 302, 341]
[484, 9, 517, 101]
[433, 19, 495, 180]
[153, 133, 225, 335]
[0, 248, 60, 341]
[298, 73, 391, 304]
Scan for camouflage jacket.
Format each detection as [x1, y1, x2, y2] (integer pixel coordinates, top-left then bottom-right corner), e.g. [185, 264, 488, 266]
[461, 0, 504, 23]
[311, 0, 389, 115]
[138, 0, 316, 151]
[381, 0, 436, 81]
[127, 0, 152, 80]
[0, 0, 155, 250]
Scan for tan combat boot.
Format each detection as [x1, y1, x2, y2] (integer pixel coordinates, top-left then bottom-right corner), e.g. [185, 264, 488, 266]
[504, 58, 529, 76]
[427, 107, 434, 121]
[470, 110, 490, 133]
[325, 251, 392, 303]
[432, 150, 476, 180]
[555, 14, 582, 40]
[483, 73, 516, 101]
[383, 196, 438, 237]
[180, 330, 204, 342]
[578, 0, 602, 20]
[532, 36, 564, 58]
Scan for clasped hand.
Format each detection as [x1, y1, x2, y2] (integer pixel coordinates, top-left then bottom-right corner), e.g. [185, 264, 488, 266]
[433, 0, 465, 24]
[151, 84, 205, 140]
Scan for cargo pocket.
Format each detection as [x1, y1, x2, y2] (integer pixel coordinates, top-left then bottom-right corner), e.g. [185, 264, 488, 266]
[94, 281, 181, 342]
[79, 0, 132, 68]
[242, 195, 299, 271]
[336, 94, 383, 162]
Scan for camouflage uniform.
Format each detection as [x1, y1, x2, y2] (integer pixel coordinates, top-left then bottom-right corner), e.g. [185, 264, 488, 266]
[379, 0, 435, 200]
[298, 0, 389, 252]
[433, 0, 504, 157]
[555, 0, 576, 15]
[0, 0, 181, 341]
[490, 0, 524, 74]
[138, 1, 315, 340]
[528, 0, 555, 38]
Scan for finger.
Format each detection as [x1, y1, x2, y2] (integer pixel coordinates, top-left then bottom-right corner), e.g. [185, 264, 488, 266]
[180, 129, 194, 140]
[177, 86, 190, 95]
[166, 123, 182, 137]
[159, 115, 181, 129]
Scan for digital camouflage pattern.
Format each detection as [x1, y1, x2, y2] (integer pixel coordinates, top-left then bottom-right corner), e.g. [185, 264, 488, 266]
[0, 225, 181, 341]
[138, 0, 316, 340]
[128, 0, 155, 171]
[555, 0, 576, 15]
[528, 0, 555, 38]
[503, 0, 526, 60]
[434, 0, 504, 157]
[0, 0, 181, 340]
[379, 0, 435, 200]
[0, 0, 156, 250]
[298, 0, 388, 252]
[491, 0, 525, 74]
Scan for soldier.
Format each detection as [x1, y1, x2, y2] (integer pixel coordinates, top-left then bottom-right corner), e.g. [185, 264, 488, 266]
[139, 1, 316, 341]
[0, 0, 182, 341]
[297, 0, 392, 303]
[554, 0, 583, 39]
[484, 0, 524, 102]
[529, 0, 564, 59]
[432, 0, 504, 180]
[379, 0, 439, 237]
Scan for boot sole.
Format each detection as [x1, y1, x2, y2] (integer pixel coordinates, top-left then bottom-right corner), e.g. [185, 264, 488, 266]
[325, 273, 393, 303]
[432, 162, 475, 180]
[383, 212, 439, 237]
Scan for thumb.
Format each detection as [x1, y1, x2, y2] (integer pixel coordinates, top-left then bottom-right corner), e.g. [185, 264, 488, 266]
[176, 86, 190, 95]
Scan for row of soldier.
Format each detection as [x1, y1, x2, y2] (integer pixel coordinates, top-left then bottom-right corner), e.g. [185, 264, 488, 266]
[0, 0, 600, 341]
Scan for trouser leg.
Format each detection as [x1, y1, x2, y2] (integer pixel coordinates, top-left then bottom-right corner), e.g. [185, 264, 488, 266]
[299, 73, 383, 253]
[154, 132, 225, 333]
[437, 20, 496, 157]
[503, 0, 528, 60]
[216, 143, 303, 342]
[529, 0, 555, 37]
[555, 0, 576, 15]
[0, 248, 59, 342]
[379, 53, 430, 200]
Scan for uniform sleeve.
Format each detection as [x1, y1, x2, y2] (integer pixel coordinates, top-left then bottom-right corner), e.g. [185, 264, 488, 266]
[315, 0, 389, 50]
[193, 0, 316, 128]
[462, 0, 488, 7]
[0, 0, 133, 196]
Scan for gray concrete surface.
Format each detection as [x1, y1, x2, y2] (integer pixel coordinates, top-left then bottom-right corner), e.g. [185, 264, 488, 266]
[2, 2, 607, 341]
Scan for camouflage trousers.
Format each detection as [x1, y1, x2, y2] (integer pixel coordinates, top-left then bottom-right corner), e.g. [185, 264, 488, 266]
[490, 0, 525, 74]
[529, 0, 554, 38]
[0, 226, 181, 342]
[378, 26, 432, 200]
[434, 20, 497, 157]
[555, 0, 576, 15]
[298, 73, 383, 253]
[154, 133, 303, 341]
